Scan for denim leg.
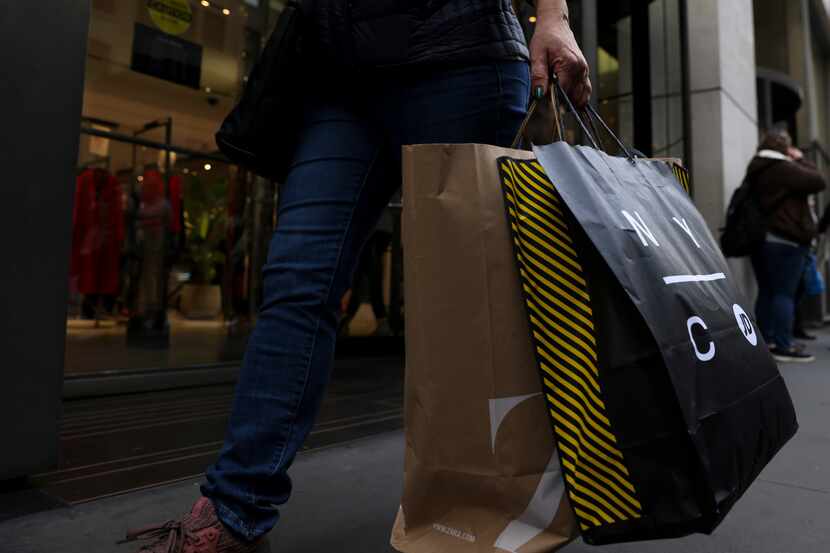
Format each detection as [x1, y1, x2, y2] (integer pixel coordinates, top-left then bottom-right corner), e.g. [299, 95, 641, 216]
[391, 62, 530, 149]
[762, 243, 809, 350]
[202, 61, 531, 540]
[202, 103, 397, 540]
[751, 252, 773, 343]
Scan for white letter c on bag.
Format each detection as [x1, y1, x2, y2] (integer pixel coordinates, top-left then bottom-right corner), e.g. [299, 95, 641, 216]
[687, 316, 715, 362]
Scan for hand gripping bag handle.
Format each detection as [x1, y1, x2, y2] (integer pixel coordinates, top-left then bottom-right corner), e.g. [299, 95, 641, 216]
[513, 74, 637, 163]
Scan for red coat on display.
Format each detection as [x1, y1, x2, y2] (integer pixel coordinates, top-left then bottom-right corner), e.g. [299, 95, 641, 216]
[71, 168, 125, 296]
[140, 169, 182, 233]
[169, 174, 183, 234]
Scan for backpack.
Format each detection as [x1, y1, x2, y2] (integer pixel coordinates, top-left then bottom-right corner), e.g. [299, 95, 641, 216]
[720, 164, 786, 257]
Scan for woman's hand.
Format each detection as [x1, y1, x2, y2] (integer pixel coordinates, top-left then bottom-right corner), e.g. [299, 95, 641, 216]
[787, 146, 804, 162]
[530, 0, 591, 107]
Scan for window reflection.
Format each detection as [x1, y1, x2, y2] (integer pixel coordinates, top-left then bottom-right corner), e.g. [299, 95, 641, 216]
[593, 0, 685, 158]
[66, 0, 687, 377]
[67, 0, 402, 377]
[67, 1, 277, 375]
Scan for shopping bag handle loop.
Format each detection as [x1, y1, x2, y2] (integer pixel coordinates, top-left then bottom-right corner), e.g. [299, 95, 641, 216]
[551, 76, 638, 164]
[582, 101, 637, 163]
[553, 74, 637, 163]
[547, 79, 605, 155]
[510, 74, 599, 150]
[512, 75, 636, 164]
[511, 85, 565, 149]
[550, 74, 601, 151]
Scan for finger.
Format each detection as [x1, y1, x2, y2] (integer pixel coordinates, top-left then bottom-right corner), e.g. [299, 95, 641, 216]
[576, 77, 592, 109]
[554, 64, 574, 102]
[561, 70, 589, 109]
[552, 51, 589, 104]
[551, 59, 579, 104]
[583, 76, 593, 106]
[530, 45, 550, 98]
[571, 84, 586, 109]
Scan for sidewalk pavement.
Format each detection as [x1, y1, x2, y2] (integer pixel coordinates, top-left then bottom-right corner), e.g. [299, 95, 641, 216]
[2, 332, 829, 552]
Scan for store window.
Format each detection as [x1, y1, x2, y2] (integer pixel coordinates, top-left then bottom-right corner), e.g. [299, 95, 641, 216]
[593, 0, 686, 159]
[520, 0, 688, 159]
[68, 1, 262, 376]
[68, 0, 401, 378]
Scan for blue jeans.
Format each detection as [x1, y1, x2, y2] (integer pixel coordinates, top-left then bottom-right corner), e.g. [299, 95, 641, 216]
[201, 62, 530, 540]
[752, 241, 810, 350]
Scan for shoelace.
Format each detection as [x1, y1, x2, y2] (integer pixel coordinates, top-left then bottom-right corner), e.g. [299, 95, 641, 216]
[118, 520, 211, 553]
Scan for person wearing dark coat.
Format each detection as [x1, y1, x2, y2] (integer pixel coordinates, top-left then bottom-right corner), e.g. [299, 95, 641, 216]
[121, 1, 592, 551]
[749, 128, 827, 363]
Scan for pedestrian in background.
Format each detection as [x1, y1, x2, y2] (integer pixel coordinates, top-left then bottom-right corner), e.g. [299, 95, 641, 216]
[749, 128, 827, 363]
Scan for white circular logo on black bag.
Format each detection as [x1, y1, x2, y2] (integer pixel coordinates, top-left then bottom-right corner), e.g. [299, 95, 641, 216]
[733, 304, 757, 346]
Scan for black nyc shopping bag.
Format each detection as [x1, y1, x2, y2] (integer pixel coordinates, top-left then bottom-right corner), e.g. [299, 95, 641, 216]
[496, 137, 797, 545]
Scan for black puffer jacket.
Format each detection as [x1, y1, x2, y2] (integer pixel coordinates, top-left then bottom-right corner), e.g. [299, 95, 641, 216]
[308, 0, 529, 70]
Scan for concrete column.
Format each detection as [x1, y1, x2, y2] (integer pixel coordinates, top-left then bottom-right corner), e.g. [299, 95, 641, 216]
[650, 0, 685, 158]
[685, 0, 759, 293]
[617, 16, 635, 148]
[580, 0, 599, 108]
[801, 0, 821, 143]
[0, 2, 89, 478]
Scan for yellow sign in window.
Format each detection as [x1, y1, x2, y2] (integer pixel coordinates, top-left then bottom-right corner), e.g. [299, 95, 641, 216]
[147, 0, 193, 36]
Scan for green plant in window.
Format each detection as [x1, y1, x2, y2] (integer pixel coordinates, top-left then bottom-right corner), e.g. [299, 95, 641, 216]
[183, 174, 228, 284]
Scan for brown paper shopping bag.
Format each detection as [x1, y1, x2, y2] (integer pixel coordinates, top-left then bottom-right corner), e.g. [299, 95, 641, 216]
[390, 144, 578, 553]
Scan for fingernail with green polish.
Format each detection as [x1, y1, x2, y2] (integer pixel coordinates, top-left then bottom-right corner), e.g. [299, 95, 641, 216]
[534, 86, 544, 99]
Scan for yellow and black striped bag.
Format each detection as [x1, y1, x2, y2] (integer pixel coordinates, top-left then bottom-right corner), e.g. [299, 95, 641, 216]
[497, 146, 796, 545]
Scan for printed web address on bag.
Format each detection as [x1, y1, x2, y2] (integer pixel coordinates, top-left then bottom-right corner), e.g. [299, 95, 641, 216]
[497, 157, 650, 533]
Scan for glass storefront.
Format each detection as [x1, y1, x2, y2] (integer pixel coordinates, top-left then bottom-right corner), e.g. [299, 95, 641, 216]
[67, 0, 687, 379]
[67, 0, 402, 378]
[592, 0, 686, 159]
[521, 0, 689, 159]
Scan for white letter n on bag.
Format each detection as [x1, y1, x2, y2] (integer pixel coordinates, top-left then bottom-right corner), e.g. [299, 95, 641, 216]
[622, 210, 660, 247]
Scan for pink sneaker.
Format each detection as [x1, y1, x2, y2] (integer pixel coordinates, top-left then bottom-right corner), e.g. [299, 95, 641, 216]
[120, 497, 264, 553]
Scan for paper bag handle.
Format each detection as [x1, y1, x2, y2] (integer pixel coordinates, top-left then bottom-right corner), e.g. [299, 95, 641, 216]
[510, 86, 565, 149]
[511, 74, 599, 150]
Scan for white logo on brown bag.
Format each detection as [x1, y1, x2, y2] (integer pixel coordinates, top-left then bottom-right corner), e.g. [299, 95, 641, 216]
[489, 394, 565, 552]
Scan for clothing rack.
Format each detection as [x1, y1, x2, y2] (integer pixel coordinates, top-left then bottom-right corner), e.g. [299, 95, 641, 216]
[80, 126, 229, 165]
[78, 123, 231, 343]
[78, 155, 111, 172]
